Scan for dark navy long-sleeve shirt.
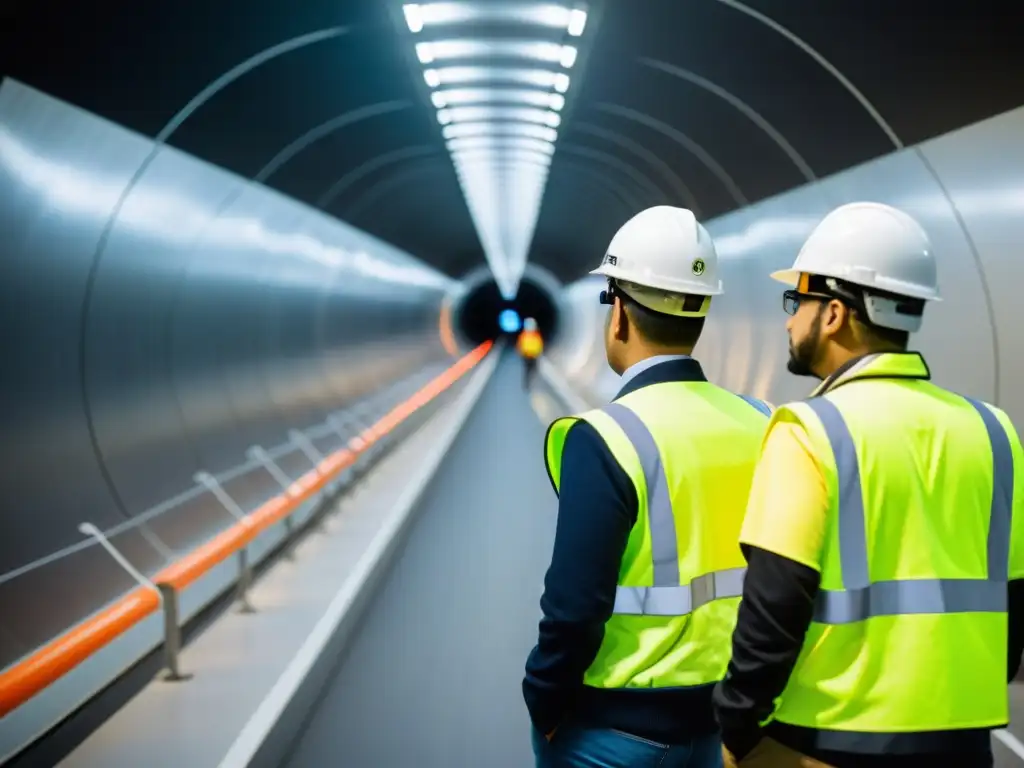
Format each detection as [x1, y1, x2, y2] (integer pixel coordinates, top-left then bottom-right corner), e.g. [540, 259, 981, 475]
[522, 420, 636, 734]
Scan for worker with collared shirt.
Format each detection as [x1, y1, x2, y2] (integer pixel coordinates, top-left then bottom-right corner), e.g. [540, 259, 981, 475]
[524, 205, 774, 768]
[712, 202, 1024, 768]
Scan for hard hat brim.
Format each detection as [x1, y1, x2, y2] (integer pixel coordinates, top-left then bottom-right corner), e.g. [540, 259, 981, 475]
[590, 263, 723, 296]
[769, 268, 800, 287]
[770, 266, 942, 302]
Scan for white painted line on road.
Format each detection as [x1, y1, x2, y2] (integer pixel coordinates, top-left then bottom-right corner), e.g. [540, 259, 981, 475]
[995, 729, 1024, 762]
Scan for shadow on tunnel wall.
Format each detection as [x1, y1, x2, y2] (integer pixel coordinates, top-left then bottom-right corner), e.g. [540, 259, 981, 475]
[0, 79, 454, 670]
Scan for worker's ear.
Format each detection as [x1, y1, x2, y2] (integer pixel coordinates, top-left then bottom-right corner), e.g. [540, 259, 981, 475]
[612, 297, 629, 342]
[819, 299, 849, 342]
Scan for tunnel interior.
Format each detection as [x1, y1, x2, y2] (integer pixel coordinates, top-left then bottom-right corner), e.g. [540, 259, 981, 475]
[456, 276, 559, 346]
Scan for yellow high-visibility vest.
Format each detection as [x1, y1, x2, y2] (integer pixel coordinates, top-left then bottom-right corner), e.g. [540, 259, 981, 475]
[545, 381, 771, 689]
[769, 352, 1023, 734]
[518, 331, 544, 359]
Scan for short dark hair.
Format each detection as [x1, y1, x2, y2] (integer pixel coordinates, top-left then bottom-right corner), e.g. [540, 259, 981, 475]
[620, 290, 706, 348]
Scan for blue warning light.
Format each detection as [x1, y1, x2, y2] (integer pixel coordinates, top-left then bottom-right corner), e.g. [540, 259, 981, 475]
[498, 309, 522, 333]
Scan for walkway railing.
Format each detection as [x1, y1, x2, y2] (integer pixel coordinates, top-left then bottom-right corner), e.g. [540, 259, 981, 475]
[0, 341, 492, 718]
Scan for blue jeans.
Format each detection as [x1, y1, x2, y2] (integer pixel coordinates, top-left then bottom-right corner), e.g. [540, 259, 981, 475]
[532, 724, 724, 768]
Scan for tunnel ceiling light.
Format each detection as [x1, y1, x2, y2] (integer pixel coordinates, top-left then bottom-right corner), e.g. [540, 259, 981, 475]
[436, 106, 561, 127]
[454, 157, 551, 173]
[403, 3, 588, 33]
[452, 146, 552, 162]
[416, 40, 577, 67]
[397, 1, 593, 298]
[446, 136, 555, 154]
[442, 122, 558, 142]
[423, 66, 571, 93]
[567, 8, 588, 36]
[431, 88, 565, 111]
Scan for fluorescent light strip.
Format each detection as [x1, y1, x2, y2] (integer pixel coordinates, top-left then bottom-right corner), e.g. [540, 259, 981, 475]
[446, 137, 555, 154]
[416, 40, 577, 68]
[431, 88, 565, 111]
[424, 67, 571, 93]
[452, 147, 552, 161]
[437, 106, 561, 127]
[403, 11, 588, 297]
[442, 122, 558, 142]
[403, 3, 588, 35]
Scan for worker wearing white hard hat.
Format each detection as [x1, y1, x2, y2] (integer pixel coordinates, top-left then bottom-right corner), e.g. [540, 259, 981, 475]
[525, 206, 773, 768]
[714, 202, 1024, 768]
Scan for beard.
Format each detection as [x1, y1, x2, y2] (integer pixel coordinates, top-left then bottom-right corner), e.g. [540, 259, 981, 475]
[786, 309, 823, 378]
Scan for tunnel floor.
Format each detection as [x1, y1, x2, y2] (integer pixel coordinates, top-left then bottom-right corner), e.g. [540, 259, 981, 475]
[282, 351, 558, 768]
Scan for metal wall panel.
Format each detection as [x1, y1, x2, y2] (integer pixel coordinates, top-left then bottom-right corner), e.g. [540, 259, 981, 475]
[0, 79, 454, 670]
[549, 105, 1022, 422]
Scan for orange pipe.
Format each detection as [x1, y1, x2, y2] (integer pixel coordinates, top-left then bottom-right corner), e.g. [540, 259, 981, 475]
[0, 587, 161, 718]
[0, 341, 492, 718]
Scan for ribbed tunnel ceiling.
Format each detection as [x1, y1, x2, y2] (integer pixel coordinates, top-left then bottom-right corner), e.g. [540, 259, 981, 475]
[2, 0, 1022, 285]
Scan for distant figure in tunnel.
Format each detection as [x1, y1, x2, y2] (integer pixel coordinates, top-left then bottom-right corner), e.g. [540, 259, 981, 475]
[524, 206, 773, 768]
[518, 316, 544, 388]
[713, 202, 1024, 768]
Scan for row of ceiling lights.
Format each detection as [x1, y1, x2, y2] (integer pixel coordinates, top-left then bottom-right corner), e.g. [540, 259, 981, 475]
[400, 1, 589, 297]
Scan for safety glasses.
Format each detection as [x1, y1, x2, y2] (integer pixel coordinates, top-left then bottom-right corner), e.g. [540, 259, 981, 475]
[783, 289, 832, 316]
[599, 280, 618, 306]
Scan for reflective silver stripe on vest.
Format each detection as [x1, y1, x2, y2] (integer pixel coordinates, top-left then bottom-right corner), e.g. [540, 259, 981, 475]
[804, 396, 1014, 625]
[613, 567, 748, 616]
[737, 394, 773, 417]
[602, 403, 746, 616]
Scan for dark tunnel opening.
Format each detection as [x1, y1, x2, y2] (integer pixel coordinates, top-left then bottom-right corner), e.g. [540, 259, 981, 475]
[456, 277, 559, 346]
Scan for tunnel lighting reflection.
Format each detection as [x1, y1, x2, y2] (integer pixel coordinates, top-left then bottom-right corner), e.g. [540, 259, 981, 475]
[498, 308, 522, 333]
[431, 88, 565, 111]
[441, 122, 559, 142]
[436, 106, 562, 128]
[446, 137, 555, 155]
[416, 40, 577, 67]
[452, 149, 552, 167]
[403, 3, 588, 34]
[0, 129, 453, 291]
[423, 67, 571, 93]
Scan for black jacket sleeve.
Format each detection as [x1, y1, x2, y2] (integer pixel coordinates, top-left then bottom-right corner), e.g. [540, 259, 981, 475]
[522, 420, 637, 734]
[713, 544, 820, 759]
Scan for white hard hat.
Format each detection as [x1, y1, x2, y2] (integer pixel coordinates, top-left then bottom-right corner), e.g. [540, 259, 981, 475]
[523, 317, 538, 331]
[771, 202, 939, 332]
[772, 202, 939, 300]
[591, 206, 722, 302]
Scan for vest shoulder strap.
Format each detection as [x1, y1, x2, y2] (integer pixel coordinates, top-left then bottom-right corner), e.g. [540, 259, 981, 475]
[800, 391, 1015, 625]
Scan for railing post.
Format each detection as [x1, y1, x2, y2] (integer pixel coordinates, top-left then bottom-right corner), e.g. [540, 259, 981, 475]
[157, 583, 192, 681]
[248, 445, 299, 550]
[236, 548, 255, 613]
[195, 471, 257, 613]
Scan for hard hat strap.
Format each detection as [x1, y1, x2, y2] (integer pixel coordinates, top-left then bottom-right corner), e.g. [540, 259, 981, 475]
[799, 272, 924, 332]
[605, 279, 710, 318]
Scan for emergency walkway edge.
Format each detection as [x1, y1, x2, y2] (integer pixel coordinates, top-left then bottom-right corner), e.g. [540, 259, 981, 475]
[212, 352, 590, 768]
[0, 342, 493, 764]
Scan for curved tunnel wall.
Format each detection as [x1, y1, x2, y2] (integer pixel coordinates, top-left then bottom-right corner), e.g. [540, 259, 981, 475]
[0, 79, 455, 670]
[548, 103, 1024, 425]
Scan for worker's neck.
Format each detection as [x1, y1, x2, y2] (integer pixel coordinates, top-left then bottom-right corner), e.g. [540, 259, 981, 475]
[621, 344, 694, 373]
[816, 342, 900, 380]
